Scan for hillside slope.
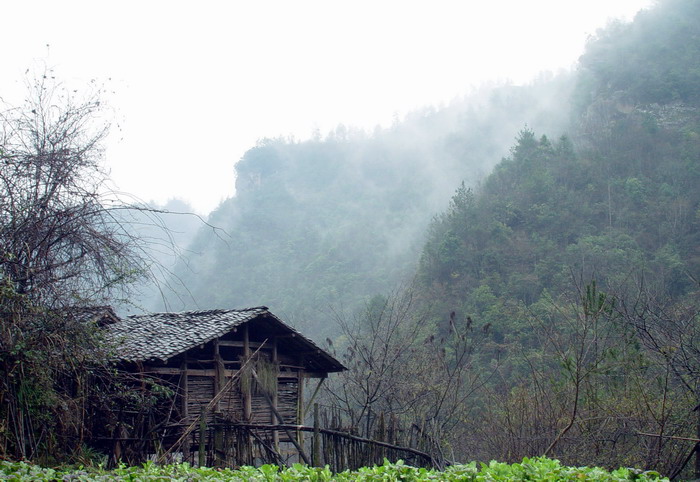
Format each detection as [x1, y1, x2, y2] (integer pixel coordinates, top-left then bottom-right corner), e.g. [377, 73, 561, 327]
[417, 0, 700, 340]
[165, 77, 573, 335]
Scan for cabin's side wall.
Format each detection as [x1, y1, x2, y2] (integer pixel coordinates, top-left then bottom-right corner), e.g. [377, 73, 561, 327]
[139, 330, 305, 459]
[109, 320, 338, 466]
[158, 349, 302, 425]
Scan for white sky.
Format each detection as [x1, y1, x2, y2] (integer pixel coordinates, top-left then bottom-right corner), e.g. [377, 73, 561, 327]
[1, 0, 651, 214]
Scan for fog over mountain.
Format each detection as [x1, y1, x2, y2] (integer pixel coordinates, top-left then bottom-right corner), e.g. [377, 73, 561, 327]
[139, 73, 576, 334]
[131, 0, 700, 350]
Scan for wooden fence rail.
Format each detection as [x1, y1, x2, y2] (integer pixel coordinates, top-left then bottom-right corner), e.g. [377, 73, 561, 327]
[199, 421, 438, 471]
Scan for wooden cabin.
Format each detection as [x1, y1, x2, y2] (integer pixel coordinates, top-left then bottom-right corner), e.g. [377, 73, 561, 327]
[101, 306, 345, 466]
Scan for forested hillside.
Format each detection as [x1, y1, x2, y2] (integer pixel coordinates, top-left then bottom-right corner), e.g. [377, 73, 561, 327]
[405, 0, 700, 474]
[167, 0, 700, 339]
[418, 0, 700, 336]
[163, 75, 573, 334]
[157, 0, 700, 475]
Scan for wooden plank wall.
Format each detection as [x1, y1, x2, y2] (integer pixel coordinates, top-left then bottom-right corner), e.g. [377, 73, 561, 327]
[179, 369, 299, 425]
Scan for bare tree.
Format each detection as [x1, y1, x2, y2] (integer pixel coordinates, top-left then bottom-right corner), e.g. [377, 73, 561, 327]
[617, 280, 700, 478]
[322, 284, 490, 462]
[0, 75, 150, 306]
[0, 72, 161, 460]
[483, 277, 690, 473]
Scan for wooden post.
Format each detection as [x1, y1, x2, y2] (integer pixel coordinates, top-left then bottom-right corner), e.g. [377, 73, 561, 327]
[297, 367, 305, 455]
[214, 341, 224, 413]
[242, 325, 254, 462]
[180, 357, 190, 463]
[198, 406, 207, 467]
[272, 336, 279, 451]
[696, 398, 700, 479]
[215, 363, 226, 410]
[112, 408, 124, 465]
[214, 420, 224, 467]
[313, 402, 321, 467]
[378, 412, 386, 463]
[243, 324, 252, 421]
[213, 340, 225, 465]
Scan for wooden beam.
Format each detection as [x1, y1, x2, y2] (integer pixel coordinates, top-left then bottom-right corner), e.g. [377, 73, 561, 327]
[303, 378, 325, 419]
[221, 422, 436, 464]
[149, 367, 216, 376]
[299, 349, 322, 355]
[303, 372, 329, 379]
[243, 324, 252, 421]
[217, 340, 268, 349]
[147, 366, 301, 379]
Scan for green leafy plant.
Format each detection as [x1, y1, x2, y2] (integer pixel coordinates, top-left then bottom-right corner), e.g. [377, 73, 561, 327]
[0, 458, 668, 481]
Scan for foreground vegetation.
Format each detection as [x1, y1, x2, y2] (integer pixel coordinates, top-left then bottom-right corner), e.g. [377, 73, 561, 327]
[0, 458, 668, 481]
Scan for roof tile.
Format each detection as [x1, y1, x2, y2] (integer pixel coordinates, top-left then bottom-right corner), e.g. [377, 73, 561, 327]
[105, 307, 346, 373]
[106, 307, 266, 362]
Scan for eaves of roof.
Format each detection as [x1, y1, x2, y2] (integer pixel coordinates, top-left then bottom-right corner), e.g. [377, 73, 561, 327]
[105, 307, 346, 373]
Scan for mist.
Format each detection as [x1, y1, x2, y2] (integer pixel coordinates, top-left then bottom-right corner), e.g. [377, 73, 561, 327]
[135, 72, 577, 337]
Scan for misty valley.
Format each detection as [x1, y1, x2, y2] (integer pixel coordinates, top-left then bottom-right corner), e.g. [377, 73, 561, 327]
[1, 0, 699, 479]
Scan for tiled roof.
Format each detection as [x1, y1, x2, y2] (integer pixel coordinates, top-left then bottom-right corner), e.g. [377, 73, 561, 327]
[68, 306, 120, 326]
[105, 307, 346, 372]
[105, 307, 268, 362]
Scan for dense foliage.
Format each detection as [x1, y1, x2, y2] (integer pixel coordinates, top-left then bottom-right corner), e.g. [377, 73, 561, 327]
[576, 0, 700, 107]
[0, 458, 668, 481]
[162, 76, 574, 335]
[411, 0, 700, 474]
[418, 117, 700, 321]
